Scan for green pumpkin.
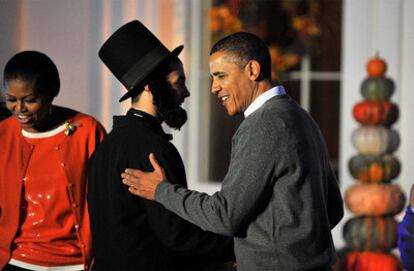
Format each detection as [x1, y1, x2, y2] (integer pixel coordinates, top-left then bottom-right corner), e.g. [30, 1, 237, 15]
[348, 154, 400, 183]
[361, 77, 395, 101]
[343, 216, 398, 251]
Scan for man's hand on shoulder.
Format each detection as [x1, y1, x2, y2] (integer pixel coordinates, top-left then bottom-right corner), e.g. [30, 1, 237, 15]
[121, 153, 166, 200]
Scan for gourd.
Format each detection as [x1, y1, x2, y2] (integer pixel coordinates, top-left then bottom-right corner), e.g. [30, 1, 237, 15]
[361, 77, 394, 101]
[344, 251, 402, 271]
[366, 54, 387, 77]
[353, 101, 398, 126]
[345, 183, 405, 216]
[348, 154, 400, 183]
[351, 126, 399, 155]
[343, 216, 397, 251]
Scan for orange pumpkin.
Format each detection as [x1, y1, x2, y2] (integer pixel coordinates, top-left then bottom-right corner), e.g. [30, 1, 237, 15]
[353, 101, 398, 126]
[344, 251, 402, 271]
[366, 54, 387, 77]
[345, 183, 406, 216]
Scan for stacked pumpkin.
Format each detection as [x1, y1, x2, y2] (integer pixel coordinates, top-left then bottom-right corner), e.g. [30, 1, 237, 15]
[341, 55, 406, 271]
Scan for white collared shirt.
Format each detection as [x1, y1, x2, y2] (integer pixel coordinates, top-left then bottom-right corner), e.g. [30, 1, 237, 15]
[244, 85, 286, 117]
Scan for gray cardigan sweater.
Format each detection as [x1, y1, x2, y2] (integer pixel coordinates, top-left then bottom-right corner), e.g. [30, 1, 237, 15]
[156, 95, 344, 271]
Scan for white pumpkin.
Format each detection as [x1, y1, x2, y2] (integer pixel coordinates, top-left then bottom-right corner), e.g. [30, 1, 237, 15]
[351, 126, 399, 155]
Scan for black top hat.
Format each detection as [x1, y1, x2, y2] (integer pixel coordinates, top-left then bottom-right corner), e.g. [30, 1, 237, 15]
[99, 20, 183, 102]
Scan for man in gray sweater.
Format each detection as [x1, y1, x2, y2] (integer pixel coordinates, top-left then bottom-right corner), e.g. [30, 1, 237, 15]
[122, 32, 344, 271]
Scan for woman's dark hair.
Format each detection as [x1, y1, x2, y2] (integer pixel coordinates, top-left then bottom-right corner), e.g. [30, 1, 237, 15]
[210, 32, 271, 81]
[3, 51, 60, 102]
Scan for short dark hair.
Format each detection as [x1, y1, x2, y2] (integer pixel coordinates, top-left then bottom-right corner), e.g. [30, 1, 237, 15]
[131, 56, 182, 102]
[210, 32, 271, 81]
[3, 51, 60, 102]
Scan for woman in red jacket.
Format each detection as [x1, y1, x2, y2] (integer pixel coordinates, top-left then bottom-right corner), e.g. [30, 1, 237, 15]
[0, 51, 106, 271]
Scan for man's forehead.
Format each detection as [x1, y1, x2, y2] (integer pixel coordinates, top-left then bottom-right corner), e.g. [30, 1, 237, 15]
[211, 51, 244, 65]
[210, 52, 245, 72]
[167, 65, 185, 79]
[211, 50, 236, 59]
[165, 61, 184, 72]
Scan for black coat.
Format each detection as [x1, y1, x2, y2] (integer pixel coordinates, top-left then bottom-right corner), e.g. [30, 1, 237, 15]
[87, 108, 234, 270]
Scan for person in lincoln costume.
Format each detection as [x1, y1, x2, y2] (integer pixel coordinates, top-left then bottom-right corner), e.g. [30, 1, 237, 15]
[87, 20, 234, 271]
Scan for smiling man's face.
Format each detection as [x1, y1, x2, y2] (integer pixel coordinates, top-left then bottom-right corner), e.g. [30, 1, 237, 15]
[209, 51, 254, 116]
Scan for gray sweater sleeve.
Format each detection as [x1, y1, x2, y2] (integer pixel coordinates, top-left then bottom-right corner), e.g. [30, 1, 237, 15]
[155, 119, 276, 236]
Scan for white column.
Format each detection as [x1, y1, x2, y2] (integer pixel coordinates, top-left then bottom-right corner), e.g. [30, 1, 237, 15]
[398, 0, 414, 197]
[171, 0, 221, 193]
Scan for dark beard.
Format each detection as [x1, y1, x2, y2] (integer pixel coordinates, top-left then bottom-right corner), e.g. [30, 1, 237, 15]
[150, 80, 187, 130]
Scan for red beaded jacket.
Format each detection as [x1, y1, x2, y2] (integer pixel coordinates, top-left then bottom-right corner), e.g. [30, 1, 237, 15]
[0, 109, 106, 270]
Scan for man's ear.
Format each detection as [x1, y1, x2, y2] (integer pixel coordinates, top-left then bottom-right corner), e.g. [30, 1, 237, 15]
[246, 60, 261, 81]
[143, 84, 151, 92]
